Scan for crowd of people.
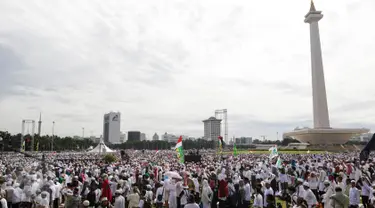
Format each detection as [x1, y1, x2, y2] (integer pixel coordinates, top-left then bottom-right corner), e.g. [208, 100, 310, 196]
[0, 149, 375, 208]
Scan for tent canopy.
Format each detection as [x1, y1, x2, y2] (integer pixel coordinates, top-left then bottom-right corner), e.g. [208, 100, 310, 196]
[88, 141, 115, 153]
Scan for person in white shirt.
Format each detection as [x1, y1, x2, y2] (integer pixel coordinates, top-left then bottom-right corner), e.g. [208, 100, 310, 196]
[253, 187, 263, 208]
[308, 172, 319, 199]
[321, 180, 334, 208]
[336, 176, 346, 194]
[263, 181, 274, 207]
[302, 182, 317, 208]
[53, 180, 61, 208]
[184, 195, 199, 208]
[201, 180, 212, 208]
[296, 179, 305, 199]
[361, 177, 372, 208]
[113, 190, 125, 208]
[5, 182, 14, 208]
[12, 183, 22, 208]
[154, 183, 164, 208]
[243, 178, 252, 208]
[349, 180, 360, 208]
[0, 190, 8, 208]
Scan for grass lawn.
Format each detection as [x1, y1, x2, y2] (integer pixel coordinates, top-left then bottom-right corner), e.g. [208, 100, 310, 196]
[223, 150, 327, 154]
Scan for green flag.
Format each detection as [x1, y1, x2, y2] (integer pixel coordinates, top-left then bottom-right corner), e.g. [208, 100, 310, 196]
[233, 142, 238, 156]
[175, 136, 184, 163]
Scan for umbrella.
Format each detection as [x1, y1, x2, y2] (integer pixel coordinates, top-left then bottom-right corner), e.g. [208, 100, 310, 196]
[164, 171, 182, 179]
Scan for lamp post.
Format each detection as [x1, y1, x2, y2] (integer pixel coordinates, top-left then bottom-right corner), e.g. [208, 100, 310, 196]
[52, 121, 55, 151]
[0, 137, 3, 155]
[82, 127, 85, 139]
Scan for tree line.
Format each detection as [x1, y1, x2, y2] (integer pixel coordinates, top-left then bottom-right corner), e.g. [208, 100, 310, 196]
[2, 130, 364, 152]
[0, 131, 95, 152]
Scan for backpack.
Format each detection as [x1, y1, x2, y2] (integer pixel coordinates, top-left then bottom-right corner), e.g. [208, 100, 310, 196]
[157, 188, 164, 201]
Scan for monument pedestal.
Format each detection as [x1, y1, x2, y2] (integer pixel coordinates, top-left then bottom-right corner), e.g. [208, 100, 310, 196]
[284, 128, 369, 145]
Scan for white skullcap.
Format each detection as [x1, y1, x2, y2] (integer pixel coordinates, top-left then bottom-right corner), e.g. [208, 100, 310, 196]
[83, 200, 90, 206]
[303, 182, 310, 187]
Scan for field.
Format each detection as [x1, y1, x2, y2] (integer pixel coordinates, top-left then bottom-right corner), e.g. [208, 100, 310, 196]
[223, 150, 327, 154]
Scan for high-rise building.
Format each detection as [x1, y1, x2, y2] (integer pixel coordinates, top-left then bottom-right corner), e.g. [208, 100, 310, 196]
[203, 117, 222, 140]
[103, 112, 121, 144]
[120, 132, 126, 143]
[128, 131, 141, 142]
[235, 137, 253, 145]
[140, 133, 146, 141]
[153, 133, 159, 141]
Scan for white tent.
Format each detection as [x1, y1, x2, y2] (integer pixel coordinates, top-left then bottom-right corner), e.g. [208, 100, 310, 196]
[88, 139, 115, 153]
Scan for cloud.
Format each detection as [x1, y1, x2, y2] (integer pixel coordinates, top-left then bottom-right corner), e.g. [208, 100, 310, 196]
[0, 0, 374, 140]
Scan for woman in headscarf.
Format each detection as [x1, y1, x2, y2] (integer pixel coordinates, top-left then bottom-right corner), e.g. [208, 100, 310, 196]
[167, 178, 177, 208]
[100, 175, 112, 203]
[201, 179, 213, 208]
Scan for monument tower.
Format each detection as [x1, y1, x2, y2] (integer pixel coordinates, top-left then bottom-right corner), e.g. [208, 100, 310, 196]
[37, 112, 42, 136]
[304, 1, 330, 129]
[283, 1, 369, 144]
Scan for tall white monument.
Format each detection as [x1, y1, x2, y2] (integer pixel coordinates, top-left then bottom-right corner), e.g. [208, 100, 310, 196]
[284, 1, 369, 144]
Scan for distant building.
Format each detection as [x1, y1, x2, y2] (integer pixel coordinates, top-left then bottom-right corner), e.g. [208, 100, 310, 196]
[203, 117, 222, 140]
[153, 133, 159, 141]
[235, 137, 252, 145]
[128, 131, 141, 142]
[141, 133, 146, 141]
[90, 136, 100, 143]
[103, 112, 121, 144]
[73, 135, 81, 140]
[120, 132, 126, 143]
[351, 133, 373, 142]
[162, 132, 178, 143]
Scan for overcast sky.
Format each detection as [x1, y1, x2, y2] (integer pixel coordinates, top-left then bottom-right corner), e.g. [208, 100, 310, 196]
[0, 0, 374, 140]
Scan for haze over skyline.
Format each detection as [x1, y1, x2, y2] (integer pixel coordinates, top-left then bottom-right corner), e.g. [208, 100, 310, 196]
[1, 0, 375, 140]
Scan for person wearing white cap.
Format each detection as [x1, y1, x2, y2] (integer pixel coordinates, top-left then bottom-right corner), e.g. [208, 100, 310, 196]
[113, 190, 125, 208]
[154, 182, 164, 208]
[82, 200, 90, 207]
[296, 179, 305, 199]
[349, 180, 360, 208]
[321, 180, 334, 208]
[201, 180, 212, 208]
[302, 182, 317, 208]
[12, 183, 22, 208]
[98, 197, 112, 208]
[0, 190, 8, 208]
[263, 180, 274, 207]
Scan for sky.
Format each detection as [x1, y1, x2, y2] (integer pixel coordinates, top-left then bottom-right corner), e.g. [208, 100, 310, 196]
[0, 0, 375, 140]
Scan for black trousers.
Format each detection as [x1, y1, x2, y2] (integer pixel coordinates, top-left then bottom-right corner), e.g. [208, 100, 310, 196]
[362, 195, 369, 208]
[53, 198, 59, 208]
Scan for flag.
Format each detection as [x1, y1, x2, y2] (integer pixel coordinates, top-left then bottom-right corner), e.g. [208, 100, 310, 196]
[233, 142, 238, 156]
[218, 136, 224, 154]
[155, 147, 159, 154]
[175, 136, 184, 163]
[269, 145, 278, 159]
[276, 156, 283, 169]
